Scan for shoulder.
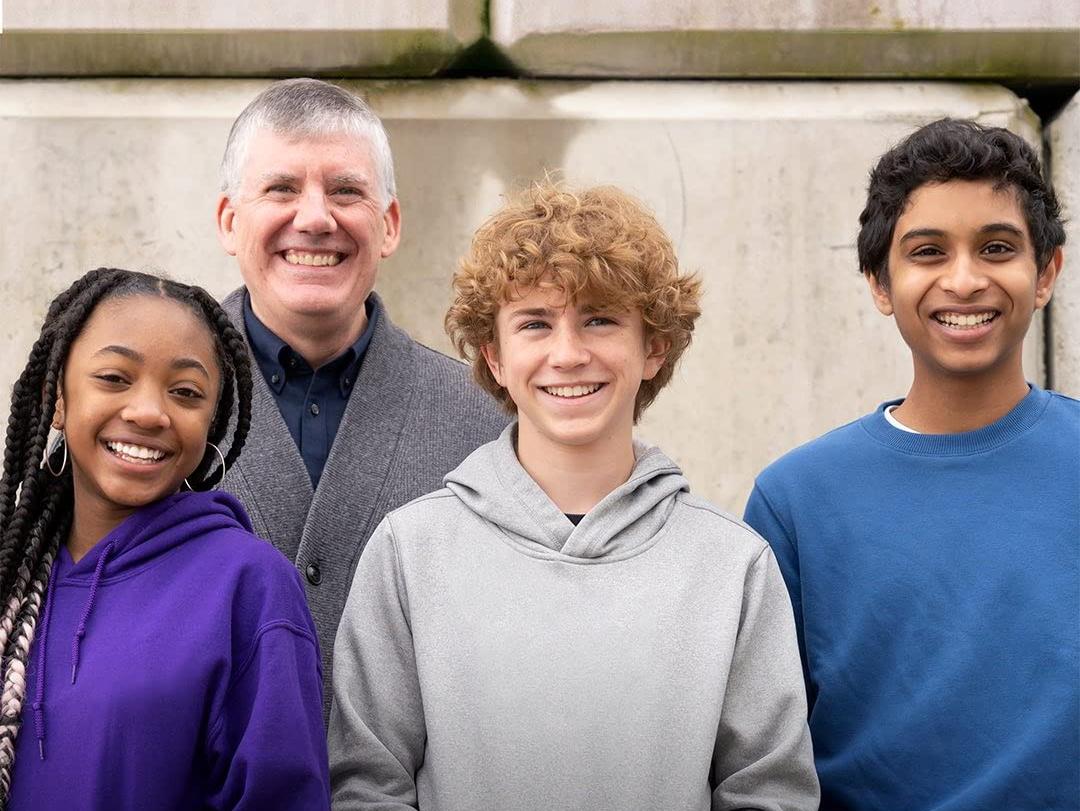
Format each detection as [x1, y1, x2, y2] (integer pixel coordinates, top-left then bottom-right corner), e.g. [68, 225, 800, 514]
[382, 488, 467, 537]
[191, 524, 310, 618]
[372, 306, 509, 430]
[670, 492, 771, 559]
[755, 415, 872, 489]
[1045, 389, 1080, 419]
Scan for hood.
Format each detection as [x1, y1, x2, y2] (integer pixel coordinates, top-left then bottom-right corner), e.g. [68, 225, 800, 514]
[443, 423, 689, 562]
[32, 490, 253, 761]
[54, 490, 253, 584]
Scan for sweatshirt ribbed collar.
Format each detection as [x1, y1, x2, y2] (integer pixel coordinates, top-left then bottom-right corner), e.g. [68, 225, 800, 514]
[860, 383, 1051, 456]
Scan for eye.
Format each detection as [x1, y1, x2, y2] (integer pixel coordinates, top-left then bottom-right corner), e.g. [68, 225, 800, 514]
[171, 385, 206, 401]
[333, 187, 363, 198]
[92, 372, 129, 386]
[519, 320, 550, 331]
[585, 316, 616, 327]
[910, 245, 945, 259]
[266, 184, 296, 196]
[982, 241, 1016, 258]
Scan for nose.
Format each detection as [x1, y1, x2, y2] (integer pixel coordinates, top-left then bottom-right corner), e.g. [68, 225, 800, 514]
[939, 251, 989, 298]
[292, 189, 337, 235]
[120, 386, 171, 430]
[549, 324, 591, 369]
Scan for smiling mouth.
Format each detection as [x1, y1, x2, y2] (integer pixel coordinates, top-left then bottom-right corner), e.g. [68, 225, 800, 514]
[282, 250, 344, 267]
[541, 383, 605, 399]
[105, 441, 169, 465]
[932, 310, 999, 329]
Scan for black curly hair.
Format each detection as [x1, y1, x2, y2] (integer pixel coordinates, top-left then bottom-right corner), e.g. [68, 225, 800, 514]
[0, 268, 252, 804]
[858, 118, 1066, 288]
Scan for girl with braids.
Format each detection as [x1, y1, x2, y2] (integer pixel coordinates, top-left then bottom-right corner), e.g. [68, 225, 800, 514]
[0, 268, 329, 810]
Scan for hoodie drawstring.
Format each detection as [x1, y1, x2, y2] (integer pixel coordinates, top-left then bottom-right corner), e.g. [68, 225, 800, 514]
[32, 557, 61, 761]
[33, 540, 115, 761]
[72, 542, 115, 685]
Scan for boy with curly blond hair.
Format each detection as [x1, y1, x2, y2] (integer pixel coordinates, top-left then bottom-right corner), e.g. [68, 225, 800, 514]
[329, 182, 819, 811]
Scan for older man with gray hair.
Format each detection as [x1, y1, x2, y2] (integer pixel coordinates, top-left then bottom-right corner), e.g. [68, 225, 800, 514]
[214, 79, 507, 719]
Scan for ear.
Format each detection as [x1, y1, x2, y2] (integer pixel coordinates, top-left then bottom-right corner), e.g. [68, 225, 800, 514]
[215, 194, 239, 256]
[641, 334, 670, 382]
[1034, 246, 1063, 310]
[380, 198, 402, 259]
[480, 342, 504, 387]
[52, 392, 66, 430]
[865, 271, 894, 316]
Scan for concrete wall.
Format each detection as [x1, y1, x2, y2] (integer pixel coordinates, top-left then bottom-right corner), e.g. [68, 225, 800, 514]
[3, 1, 1076, 79]
[492, 0, 1080, 79]
[0, 1, 485, 76]
[0, 79, 1046, 510]
[1048, 93, 1080, 398]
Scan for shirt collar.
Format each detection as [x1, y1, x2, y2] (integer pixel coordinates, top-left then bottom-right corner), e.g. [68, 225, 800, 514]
[243, 292, 379, 396]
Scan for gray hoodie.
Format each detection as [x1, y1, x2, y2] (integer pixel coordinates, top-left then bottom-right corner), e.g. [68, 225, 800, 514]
[330, 425, 818, 811]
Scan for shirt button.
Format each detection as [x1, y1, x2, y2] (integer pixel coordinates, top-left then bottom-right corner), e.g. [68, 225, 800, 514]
[343, 377, 351, 388]
[305, 562, 322, 586]
[309, 402, 320, 416]
[271, 373, 281, 384]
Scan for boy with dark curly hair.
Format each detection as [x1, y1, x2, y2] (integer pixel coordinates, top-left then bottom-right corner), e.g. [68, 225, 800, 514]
[329, 181, 819, 810]
[744, 119, 1077, 810]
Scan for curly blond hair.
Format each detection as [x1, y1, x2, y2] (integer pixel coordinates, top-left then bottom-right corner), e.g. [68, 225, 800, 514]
[446, 181, 702, 421]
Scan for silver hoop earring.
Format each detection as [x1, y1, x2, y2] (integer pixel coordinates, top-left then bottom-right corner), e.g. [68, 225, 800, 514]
[44, 431, 68, 477]
[184, 442, 227, 492]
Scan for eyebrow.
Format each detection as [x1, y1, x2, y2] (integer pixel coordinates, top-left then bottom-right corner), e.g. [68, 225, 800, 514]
[257, 172, 298, 185]
[898, 223, 1027, 243]
[508, 307, 556, 319]
[329, 174, 371, 187]
[93, 346, 210, 377]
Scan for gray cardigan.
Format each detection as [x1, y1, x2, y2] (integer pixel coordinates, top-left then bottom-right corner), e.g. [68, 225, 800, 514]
[221, 289, 508, 717]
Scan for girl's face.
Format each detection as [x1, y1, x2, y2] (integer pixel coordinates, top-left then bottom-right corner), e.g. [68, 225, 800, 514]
[53, 295, 222, 525]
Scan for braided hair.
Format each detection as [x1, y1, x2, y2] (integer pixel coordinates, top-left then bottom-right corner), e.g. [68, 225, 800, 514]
[0, 268, 252, 804]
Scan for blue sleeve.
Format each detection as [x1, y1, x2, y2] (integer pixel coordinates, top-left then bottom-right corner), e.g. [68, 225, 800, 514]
[206, 620, 331, 810]
[744, 482, 813, 706]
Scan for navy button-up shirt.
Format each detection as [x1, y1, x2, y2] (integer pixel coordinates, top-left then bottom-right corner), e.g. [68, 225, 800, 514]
[243, 293, 377, 488]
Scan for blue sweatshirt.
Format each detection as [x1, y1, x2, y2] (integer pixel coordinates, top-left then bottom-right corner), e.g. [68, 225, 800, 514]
[11, 490, 330, 810]
[744, 385, 1080, 811]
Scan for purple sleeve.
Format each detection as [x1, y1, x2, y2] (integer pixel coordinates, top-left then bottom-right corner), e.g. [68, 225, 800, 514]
[205, 620, 330, 810]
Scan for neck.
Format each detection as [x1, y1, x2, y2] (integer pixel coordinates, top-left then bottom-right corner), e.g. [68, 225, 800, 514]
[67, 495, 136, 564]
[516, 424, 636, 514]
[254, 301, 367, 369]
[893, 358, 1030, 434]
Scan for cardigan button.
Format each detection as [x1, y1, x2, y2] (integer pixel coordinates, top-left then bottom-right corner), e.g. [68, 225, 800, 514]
[305, 562, 322, 586]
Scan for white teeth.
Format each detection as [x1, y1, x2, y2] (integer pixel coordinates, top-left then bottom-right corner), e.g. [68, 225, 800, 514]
[935, 311, 996, 328]
[106, 442, 166, 463]
[284, 250, 341, 267]
[543, 384, 602, 398]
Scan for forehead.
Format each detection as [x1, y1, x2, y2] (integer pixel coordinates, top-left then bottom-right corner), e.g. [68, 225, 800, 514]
[71, 296, 218, 367]
[895, 179, 1028, 237]
[240, 128, 375, 179]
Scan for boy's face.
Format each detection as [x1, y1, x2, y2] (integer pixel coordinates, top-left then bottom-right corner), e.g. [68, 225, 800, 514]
[481, 285, 666, 458]
[867, 179, 1061, 386]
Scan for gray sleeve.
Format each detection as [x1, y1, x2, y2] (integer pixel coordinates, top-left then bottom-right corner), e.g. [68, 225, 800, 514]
[329, 517, 425, 811]
[711, 546, 820, 811]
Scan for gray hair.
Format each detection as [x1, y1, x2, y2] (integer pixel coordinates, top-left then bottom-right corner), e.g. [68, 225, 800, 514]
[219, 78, 397, 208]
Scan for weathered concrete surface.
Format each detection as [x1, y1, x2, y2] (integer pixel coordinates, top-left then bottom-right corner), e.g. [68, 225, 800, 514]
[1048, 93, 1080, 398]
[0, 1, 484, 76]
[492, 1, 1080, 79]
[0, 79, 1046, 510]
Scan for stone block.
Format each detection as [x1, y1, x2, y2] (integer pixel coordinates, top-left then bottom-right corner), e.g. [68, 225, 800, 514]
[0, 79, 1043, 511]
[1048, 93, 1080, 397]
[0, 1, 483, 76]
[492, 1, 1080, 79]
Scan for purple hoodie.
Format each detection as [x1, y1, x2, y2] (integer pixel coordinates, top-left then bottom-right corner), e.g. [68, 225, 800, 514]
[10, 490, 330, 810]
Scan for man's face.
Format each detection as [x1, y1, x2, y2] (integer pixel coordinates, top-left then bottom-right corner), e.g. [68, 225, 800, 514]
[216, 128, 401, 337]
[867, 179, 1061, 386]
